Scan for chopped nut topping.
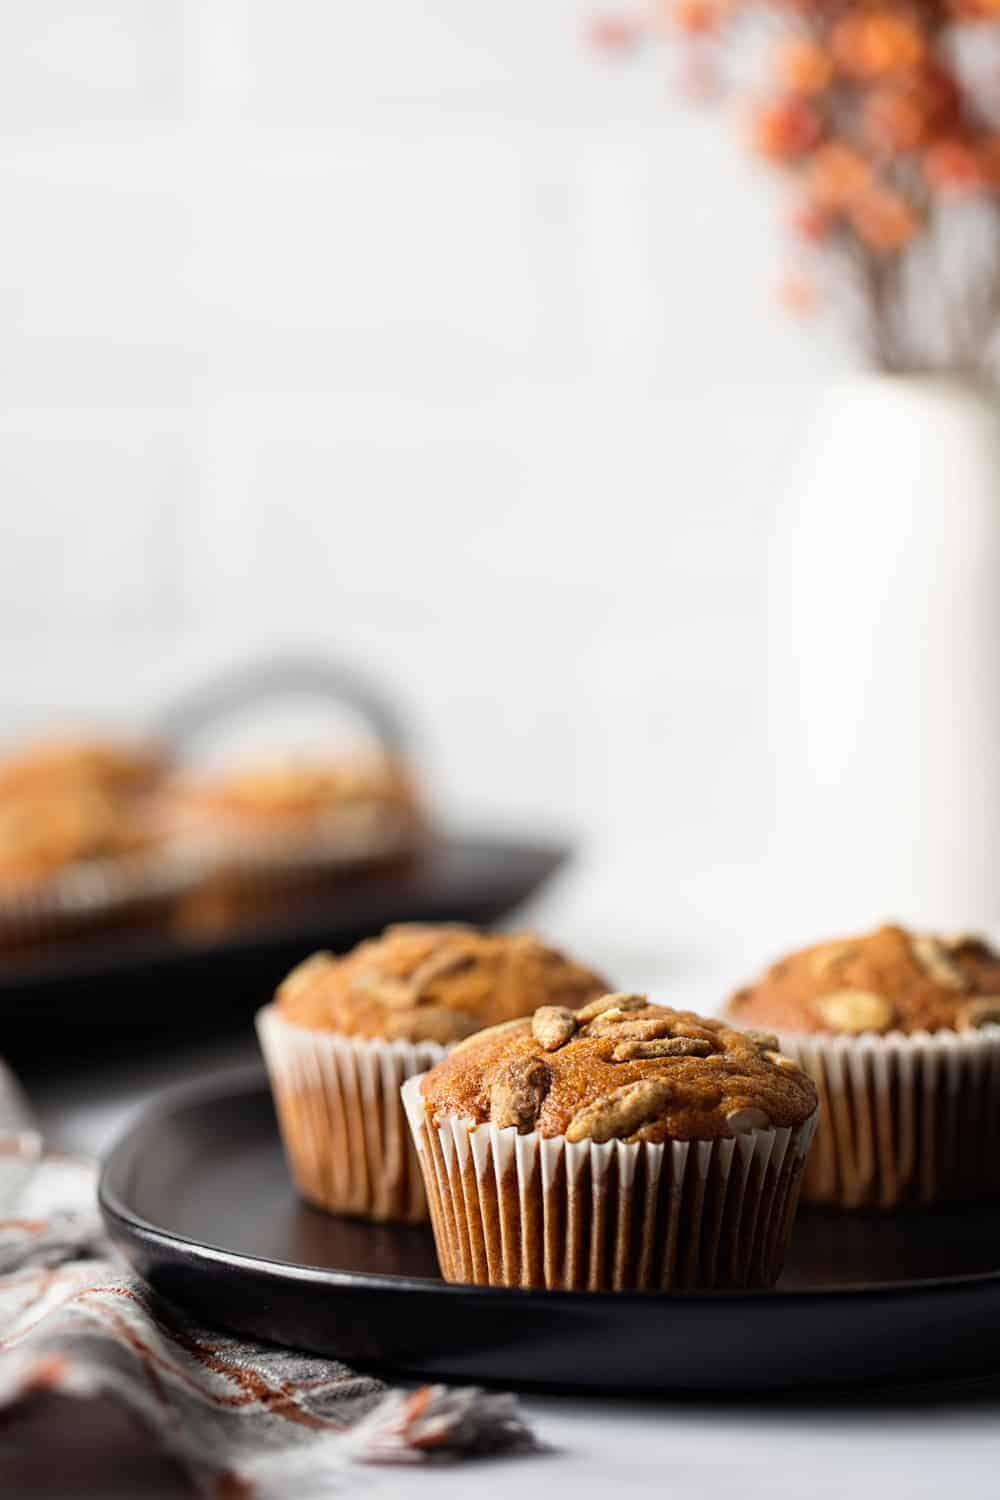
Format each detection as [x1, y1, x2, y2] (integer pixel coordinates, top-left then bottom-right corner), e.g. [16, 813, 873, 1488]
[611, 1036, 712, 1062]
[421, 996, 818, 1145]
[531, 1005, 578, 1052]
[490, 1056, 551, 1133]
[726, 925, 1000, 1039]
[810, 943, 858, 978]
[356, 976, 415, 1009]
[668, 1021, 715, 1041]
[957, 998, 1000, 1031]
[565, 1078, 676, 1144]
[813, 989, 895, 1035]
[764, 1050, 800, 1071]
[943, 932, 984, 954]
[279, 951, 335, 999]
[277, 924, 607, 1043]
[575, 991, 647, 1024]
[725, 1106, 770, 1134]
[911, 935, 969, 991]
[587, 1014, 676, 1041]
[409, 949, 478, 996]
[743, 1028, 780, 1052]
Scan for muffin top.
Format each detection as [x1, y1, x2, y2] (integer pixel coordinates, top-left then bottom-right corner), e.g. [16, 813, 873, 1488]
[168, 754, 418, 828]
[419, 993, 817, 1142]
[728, 923, 1000, 1037]
[0, 735, 164, 800]
[274, 924, 608, 1045]
[0, 786, 153, 886]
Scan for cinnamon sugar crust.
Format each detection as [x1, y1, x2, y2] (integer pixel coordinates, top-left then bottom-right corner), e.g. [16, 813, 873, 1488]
[419, 995, 817, 1142]
[274, 924, 608, 1046]
[728, 923, 1000, 1037]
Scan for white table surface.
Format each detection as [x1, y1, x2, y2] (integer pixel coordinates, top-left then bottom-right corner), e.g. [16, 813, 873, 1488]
[7, 983, 1000, 1498]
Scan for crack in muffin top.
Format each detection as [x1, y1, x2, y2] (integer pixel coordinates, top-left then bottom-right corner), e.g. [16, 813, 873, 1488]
[418, 994, 817, 1142]
[273, 924, 608, 1045]
[727, 923, 1000, 1037]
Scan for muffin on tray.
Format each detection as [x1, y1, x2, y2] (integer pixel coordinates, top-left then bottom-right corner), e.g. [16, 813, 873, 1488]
[727, 923, 1000, 1208]
[257, 924, 608, 1223]
[164, 753, 425, 938]
[0, 785, 151, 882]
[0, 781, 170, 954]
[164, 753, 422, 849]
[403, 993, 818, 1290]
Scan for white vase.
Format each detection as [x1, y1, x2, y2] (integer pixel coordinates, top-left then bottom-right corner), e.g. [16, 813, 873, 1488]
[768, 373, 1000, 934]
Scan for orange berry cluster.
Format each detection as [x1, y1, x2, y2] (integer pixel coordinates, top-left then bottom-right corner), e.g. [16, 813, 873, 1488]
[590, 0, 1000, 340]
[591, 2, 998, 273]
[739, 7, 1000, 259]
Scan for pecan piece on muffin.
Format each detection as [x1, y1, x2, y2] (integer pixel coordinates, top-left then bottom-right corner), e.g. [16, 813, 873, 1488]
[257, 924, 607, 1224]
[404, 996, 817, 1290]
[727, 923, 1000, 1209]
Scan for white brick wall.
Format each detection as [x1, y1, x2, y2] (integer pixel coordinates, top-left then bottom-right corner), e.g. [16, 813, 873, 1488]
[0, 2, 852, 959]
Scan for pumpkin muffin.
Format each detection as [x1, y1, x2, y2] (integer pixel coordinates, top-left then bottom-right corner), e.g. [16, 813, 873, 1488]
[0, 782, 173, 955]
[727, 923, 1000, 1208]
[257, 924, 608, 1223]
[0, 786, 152, 888]
[164, 753, 420, 842]
[403, 994, 818, 1290]
[164, 753, 425, 938]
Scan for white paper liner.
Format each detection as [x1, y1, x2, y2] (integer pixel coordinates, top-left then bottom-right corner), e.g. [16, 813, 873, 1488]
[257, 1004, 447, 1223]
[0, 847, 199, 951]
[776, 1024, 1000, 1208]
[402, 1076, 817, 1291]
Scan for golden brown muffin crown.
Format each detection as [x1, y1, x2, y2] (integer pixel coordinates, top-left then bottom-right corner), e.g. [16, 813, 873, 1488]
[728, 923, 1000, 1038]
[419, 993, 818, 1143]
[274, 924, 608, 1045]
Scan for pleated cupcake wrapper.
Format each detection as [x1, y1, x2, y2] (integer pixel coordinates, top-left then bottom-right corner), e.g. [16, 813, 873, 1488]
[777, 1024, 1000, 1209]
[402, 1076, 817, 1291]
[256, 1005, 447, 1223]
[0, 847, 199, 950]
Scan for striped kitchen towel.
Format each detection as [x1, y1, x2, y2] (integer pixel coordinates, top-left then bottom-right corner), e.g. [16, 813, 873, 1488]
[0, 1059, 535, 1498]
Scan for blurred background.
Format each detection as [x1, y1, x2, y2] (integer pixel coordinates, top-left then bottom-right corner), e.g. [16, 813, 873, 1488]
[0, 1, 855, 973]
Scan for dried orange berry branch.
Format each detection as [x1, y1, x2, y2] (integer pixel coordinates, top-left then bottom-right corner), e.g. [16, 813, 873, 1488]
[590, 1, 1000, 370]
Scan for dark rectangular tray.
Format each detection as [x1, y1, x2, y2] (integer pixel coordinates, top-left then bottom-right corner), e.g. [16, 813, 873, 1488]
[0, 833, 568, 1047]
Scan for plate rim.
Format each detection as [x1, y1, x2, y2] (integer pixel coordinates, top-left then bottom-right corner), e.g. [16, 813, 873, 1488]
[99, 1064, 1000, 1306]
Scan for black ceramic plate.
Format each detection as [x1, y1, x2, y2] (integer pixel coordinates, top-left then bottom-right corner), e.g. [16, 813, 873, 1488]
[0, 834, 567, 1048]
[100, 1068, 1000, 1393]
